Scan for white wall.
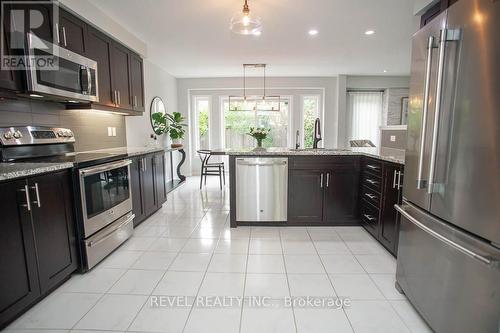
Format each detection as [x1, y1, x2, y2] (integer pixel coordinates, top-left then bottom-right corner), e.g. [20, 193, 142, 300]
[177, 77, 338, 175]
[126, 60, 177, 148]
[337, 75, 410, 147]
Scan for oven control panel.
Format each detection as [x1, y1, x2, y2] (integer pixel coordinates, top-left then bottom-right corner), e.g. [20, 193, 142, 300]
[0, 126, 75, 146]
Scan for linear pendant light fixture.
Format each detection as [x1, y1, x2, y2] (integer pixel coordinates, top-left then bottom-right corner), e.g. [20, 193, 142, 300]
[230, 0, 262, 35]
[229, 64, 281, 112]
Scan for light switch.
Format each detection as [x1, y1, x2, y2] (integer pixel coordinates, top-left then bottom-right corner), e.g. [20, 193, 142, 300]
[107, 127, 112, 136]
[390, 135, 396, 142]
[112, 127, 117, 137]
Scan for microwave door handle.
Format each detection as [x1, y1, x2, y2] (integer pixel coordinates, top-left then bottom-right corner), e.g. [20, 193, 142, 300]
[86, 67, 92, 95]
[416, 35, 434, 190]
[428, 29, 447, 194]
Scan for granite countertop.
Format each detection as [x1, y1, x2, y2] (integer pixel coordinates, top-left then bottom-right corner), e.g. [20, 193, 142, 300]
[88, 145, 184, 157]
[0, 162, 74, 181]
[216, 147, 405, 164]
[0, 146, 186, 182]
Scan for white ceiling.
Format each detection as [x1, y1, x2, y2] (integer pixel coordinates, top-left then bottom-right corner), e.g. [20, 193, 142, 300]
[88, 0, 417, 78]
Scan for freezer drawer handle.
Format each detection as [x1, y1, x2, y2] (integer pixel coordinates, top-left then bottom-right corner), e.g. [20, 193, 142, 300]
[395, 205, 496, 266]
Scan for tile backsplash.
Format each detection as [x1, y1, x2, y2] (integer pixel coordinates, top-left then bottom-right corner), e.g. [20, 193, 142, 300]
[0, 96, 126, 152]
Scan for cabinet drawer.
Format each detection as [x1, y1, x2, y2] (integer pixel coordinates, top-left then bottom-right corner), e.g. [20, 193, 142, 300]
[361, 173, 382, 192]
[360, 185, 381, 207]
[291, 156, 359, 170]
[360, 199, 379, 236]
[362, 158, 382, 177]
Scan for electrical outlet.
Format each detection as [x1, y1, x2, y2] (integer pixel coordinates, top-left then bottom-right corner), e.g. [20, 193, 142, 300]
[390, 135, 396, 142]
[112, 127, 117, 137]
[107, 127, 112, 136]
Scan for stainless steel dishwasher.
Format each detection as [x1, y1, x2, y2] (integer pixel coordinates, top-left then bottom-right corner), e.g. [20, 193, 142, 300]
[236, 157, 288, 222]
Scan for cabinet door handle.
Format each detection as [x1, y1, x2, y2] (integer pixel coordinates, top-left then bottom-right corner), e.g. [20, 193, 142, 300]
[133, 96, 137, 108]
[62, 26, 67, 46]
[143, 158, 147, 172]
[366, 179, 378, 185]
[55, 23, 60, 44]
[320, 173, 324, 188]
[20, 185, 31, 211]
[30, 183, 41, 208]
[367, 164, 380, 171]
[326, 173, 330, 187]
[117, 90, 121, 105]
[397, 171, 403, 189]
[364, 193, 376, 200]
[393, 170, 398, 189]
[363, 214, 376, 221]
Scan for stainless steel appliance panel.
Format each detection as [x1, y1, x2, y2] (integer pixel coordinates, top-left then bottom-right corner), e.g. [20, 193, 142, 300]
[236, 157, 288, 222]
[79, 159, 132, 237]
[395, 202, 500, 333]
[428, 0, 500, 244]
[26, 33, 99, 102]
[83, 212, 134, 269]
[403, 12, 447, 211]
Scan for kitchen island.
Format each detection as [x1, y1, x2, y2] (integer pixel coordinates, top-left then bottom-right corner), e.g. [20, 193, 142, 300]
[223, 147, 405, 256]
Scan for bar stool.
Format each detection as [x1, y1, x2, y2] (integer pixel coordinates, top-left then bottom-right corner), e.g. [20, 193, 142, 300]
[197, 150, 225, 190]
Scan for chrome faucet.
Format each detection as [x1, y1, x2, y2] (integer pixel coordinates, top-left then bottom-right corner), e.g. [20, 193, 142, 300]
[313, 118, 322, 149]
[295, 130, 300, 149]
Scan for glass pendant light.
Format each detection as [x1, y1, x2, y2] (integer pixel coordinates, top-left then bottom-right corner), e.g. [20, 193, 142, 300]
[230, 0, 262, 35]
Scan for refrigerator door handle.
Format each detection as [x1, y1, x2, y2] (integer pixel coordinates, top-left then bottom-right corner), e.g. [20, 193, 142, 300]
[416, 35, 435, 190]
[395, 204, 496, 266]
[428, 29, 448, 194]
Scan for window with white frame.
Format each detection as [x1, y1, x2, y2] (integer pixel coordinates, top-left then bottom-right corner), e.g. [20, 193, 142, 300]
[193, 96, 210, 151]
[221, 97, 290, 149]
[347, 91, 383, 146]
[301, 95, 320, 148]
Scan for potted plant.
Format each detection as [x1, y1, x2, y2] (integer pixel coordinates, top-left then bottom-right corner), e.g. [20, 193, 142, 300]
[166, 112, 187, 148]
[248, 127, 270, 150]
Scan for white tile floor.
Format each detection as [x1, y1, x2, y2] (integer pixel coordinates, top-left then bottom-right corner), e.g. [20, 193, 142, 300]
[4, 177, 432, 333]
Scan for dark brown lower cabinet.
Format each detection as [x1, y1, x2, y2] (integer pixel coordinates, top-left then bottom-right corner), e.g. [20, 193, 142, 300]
[359, 157, 404, 256]
[131, 152, 168, 227]
[289, 170, 324, 223]
[288, 156, 360, 225]
[0, 171, 77, 329]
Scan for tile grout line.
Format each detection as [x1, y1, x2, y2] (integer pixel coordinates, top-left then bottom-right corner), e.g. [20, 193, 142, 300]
[179, 208, 219, 333]
[309, 227, 357, 333]
[238, 226, 252, 333]
[280, 229, 299, 333]
[124, 201, 203, 332]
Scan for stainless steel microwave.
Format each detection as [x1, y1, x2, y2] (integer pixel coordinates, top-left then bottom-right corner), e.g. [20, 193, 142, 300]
[26, 33, 99, 102]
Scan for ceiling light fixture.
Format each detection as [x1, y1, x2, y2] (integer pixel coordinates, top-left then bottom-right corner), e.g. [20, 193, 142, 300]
[308, 29, 319, 36]
[230, 0, 262, 35]
[383, 70, 388, 73]
[228, 64, 281, 111]
[365, 30, 375, 35]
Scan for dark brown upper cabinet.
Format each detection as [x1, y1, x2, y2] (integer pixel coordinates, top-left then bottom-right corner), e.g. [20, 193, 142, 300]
[110, 42, 133, 110]
[129, 53, 145, 112]
[86, 26, 114, 107]
[56, 8, 87, 55]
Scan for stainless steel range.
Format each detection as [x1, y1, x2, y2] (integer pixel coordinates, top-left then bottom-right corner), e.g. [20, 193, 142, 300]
[0, 126, 135, 271]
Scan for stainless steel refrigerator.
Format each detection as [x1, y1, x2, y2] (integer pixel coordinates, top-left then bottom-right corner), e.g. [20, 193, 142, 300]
[395, 0, 500, 332]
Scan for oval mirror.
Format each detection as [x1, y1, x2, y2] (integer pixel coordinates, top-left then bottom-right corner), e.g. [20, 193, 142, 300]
[150, 96, 167, 135]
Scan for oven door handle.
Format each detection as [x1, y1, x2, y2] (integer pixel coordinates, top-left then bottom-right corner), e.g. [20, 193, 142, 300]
[87, 213, 135, 248]
[79, 159, 132, 176]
